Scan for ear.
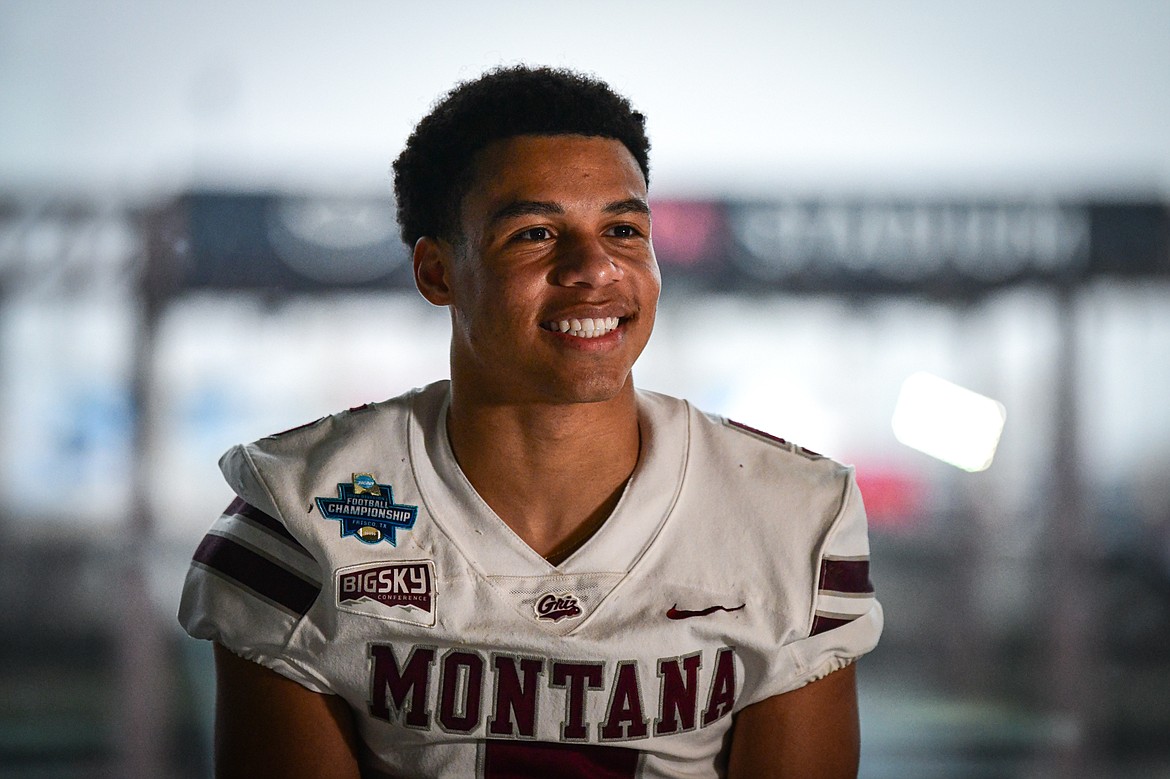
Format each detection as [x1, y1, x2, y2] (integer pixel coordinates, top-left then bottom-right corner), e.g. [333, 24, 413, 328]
[413, 236, 454, 306]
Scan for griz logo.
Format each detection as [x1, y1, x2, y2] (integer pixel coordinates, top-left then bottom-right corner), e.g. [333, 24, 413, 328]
[534, 592, 582, 622]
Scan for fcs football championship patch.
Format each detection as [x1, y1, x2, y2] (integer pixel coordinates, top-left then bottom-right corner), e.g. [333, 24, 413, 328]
[316, 473, 418, 545]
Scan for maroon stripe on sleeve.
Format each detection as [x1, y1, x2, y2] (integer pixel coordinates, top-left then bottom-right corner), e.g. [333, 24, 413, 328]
[193, 534, 319, 616]
[810, 613, 855, 636]
[819, 559, 873, 595]
[223, 497, 302, 547]
[727, 419, 788, 445]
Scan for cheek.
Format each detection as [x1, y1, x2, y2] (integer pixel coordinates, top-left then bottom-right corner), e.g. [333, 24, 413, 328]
[636, 261, 662, 310]
[488, 274, 547, 317]
[448, 268, 502, 326]
[453, 285, 536, 345]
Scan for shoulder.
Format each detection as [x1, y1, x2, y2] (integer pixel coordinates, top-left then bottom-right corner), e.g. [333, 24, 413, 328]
[705, 411, 854, 499]
[219, 381, 445, 514]
[637, 389, 833, 459]
[636, 389, 858, 540]
[662, 391, 855, 500]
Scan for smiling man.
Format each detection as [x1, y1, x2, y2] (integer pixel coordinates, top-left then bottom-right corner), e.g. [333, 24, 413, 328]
[178, 66, 882, 778]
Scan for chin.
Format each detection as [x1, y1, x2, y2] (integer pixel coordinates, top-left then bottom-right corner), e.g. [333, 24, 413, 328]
[544, 372, 633, 405]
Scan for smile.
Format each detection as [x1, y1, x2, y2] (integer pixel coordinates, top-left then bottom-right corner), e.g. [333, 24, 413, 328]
[541, 316, 621, 339]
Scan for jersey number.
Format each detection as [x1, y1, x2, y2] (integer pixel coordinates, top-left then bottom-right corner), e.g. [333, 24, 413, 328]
[483, 740, 639, 778]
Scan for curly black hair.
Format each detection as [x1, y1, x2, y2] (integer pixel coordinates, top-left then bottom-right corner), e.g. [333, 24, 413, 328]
[392, 65, 651, 247]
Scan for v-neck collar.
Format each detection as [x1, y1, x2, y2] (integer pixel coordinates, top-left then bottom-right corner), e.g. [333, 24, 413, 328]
[407, 381, 689, 578]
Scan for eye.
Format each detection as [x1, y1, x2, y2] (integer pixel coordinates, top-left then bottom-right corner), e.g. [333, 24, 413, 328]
[517, 226, 553, 241]
[607, 224, 643, 238]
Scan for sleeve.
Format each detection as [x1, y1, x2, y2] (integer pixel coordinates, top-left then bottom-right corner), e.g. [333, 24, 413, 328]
[784, 468, 883, 690]
[176, 444, 333, 694]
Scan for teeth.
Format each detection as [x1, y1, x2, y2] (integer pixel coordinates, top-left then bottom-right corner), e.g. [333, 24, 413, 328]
[545, 316, 621, 339]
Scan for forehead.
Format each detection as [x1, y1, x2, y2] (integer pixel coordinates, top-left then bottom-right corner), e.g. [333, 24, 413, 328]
[461, 134, 647, 219]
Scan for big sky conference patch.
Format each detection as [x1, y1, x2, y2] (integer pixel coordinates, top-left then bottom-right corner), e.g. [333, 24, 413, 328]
[316, 472, 418, 545]
[336, 560, 436, 627]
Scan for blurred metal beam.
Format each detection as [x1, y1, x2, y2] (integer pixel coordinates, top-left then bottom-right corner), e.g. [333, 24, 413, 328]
[117, 206, 170, 778]
[1039, 282, 1099, 777]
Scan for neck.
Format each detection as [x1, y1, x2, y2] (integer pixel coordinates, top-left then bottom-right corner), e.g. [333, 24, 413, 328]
[446, 380, 641, 563]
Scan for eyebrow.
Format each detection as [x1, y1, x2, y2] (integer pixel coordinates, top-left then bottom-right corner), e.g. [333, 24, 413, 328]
[488, 200, 564, 225]
[602, 198, 651, 217]
[487, 197, 651, 226]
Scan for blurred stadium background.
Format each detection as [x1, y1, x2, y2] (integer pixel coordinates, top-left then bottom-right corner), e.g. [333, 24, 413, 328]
[2, 2, 1169, 777]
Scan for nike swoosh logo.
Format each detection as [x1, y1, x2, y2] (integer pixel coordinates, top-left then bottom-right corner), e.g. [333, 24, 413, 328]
[666, 603, 746, 620]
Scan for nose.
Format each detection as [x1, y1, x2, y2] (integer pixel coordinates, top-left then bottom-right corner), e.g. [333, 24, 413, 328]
[552, 236, 624, 288]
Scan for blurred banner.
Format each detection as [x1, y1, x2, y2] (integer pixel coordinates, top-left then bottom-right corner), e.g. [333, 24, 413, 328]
[139, 193, 1170, 300]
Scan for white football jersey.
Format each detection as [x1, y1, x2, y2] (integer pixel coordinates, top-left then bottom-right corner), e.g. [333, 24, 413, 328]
[178, 381, 882, 778]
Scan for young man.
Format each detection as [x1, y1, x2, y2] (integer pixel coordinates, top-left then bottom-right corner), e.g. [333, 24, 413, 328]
[179, 66, 882, 778]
